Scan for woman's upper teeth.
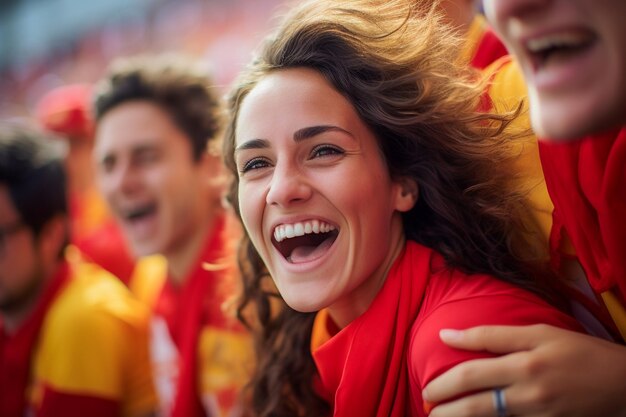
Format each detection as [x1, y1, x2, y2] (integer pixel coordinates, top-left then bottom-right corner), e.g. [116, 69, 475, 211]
[274, 220, 336, 242]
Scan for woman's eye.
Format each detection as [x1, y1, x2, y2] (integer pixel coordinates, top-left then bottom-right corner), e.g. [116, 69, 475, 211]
[310, 144, 344, 158]
[241, 157, 271, 173]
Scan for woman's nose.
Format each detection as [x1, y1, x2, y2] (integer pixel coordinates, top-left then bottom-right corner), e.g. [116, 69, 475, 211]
[265, 163, 312, 207]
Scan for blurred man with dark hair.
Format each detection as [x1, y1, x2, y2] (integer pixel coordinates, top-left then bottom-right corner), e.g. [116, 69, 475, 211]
[0, 122, 156, 417]
[93, 54, 251, 417]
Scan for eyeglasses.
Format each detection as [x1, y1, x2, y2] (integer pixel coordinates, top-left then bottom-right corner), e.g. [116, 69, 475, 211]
[0, 220, 26, 255]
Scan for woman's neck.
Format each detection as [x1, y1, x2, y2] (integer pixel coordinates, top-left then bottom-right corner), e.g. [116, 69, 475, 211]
[328, 222, 407, 329]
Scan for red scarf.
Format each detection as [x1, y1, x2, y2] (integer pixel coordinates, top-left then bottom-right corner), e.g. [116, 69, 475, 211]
[74, 220, 135, 285]
[311, 241, 431, 417]
[154, 215, 238, 417]
[470, 28, 508, 70]
[539, 127, 626, 303]
[0, 262, 70, 417]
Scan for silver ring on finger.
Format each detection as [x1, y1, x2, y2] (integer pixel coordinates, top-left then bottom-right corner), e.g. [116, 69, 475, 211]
[492, 388, 508, 417]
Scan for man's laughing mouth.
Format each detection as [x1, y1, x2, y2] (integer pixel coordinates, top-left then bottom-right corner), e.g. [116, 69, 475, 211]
[121, 203, 157, 224]
[525, 29, 596, 70]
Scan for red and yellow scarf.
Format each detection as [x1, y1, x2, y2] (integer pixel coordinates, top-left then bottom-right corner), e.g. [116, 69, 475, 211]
[154, 214, 241, 417]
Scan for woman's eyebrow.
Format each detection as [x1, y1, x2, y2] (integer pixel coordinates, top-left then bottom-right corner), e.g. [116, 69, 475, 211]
[235, 138, 270, 153]
[293, 125, 354, 142]
[235, 125, 355, 153]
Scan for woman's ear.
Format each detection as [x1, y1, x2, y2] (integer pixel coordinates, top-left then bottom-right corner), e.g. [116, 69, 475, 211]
[394, 177, 418, 212]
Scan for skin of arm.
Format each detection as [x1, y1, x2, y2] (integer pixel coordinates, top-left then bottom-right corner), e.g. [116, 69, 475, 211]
[422, 324, 626, 417]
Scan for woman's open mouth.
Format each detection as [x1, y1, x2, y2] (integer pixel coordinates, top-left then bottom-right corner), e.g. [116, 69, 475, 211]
[272, 219, 339, 264]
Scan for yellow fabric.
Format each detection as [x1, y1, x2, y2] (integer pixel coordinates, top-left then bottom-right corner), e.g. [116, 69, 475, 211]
[601, 290, 626, 340]
[484, 58, 554, 260]
[198, 327, 254, 416]
[31, 261, 157, 417]
[72, 185, 111, 239]
[310, 308, 332, 352]
[460, 15, 487, 65]
[129, 255, 168, 308]
[64, 243, 86, 264]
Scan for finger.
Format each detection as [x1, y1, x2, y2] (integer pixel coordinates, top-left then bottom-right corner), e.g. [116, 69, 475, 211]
[438, 324, 558, 353]
[422, 352, 527, 403]
[428, 384, 544, 417]
[428, 389, 498, 417]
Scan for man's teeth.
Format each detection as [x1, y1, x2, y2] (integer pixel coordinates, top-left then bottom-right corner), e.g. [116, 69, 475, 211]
[274, 220, 336, 242]
[526, 32, 591, 53]
[123, 204, 155, 220]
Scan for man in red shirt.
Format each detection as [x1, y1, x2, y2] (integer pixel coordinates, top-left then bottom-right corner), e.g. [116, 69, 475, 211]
[93, 54, 252, 417]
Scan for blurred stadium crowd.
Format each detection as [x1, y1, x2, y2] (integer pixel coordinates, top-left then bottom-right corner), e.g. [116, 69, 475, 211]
[0, 0, 288, 119]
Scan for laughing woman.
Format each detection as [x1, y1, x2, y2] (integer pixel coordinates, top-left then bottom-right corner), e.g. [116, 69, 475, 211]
[223, 1, 583, 416]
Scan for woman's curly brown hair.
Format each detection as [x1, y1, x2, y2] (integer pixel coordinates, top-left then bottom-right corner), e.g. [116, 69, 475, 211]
[223, 1, 562, 416]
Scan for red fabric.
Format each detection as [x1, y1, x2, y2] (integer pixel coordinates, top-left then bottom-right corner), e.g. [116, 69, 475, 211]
[539, 127, 626, 302]
[0, 263, 70, 417]
[37, 386, 119, 417]
[409, 263, 583, 415]
[36, 84, 94, 140]
[470, 28, 509, 70]
[312, 241, 582, 417]
[75, 220, 135, 285]
[153, 215, 236, 417]
[312, 241, 431, 417]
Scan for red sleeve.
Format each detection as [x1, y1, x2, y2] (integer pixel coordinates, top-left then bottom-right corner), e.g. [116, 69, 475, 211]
[410, 292, 581, 391]
[37, 386, 119, 417]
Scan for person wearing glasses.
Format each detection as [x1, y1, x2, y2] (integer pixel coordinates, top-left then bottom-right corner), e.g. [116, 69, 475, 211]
[0, 123, 156, 417]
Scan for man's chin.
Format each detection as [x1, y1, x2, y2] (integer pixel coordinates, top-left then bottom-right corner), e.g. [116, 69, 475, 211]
[532, 105, 589, 141]
[531, 93, 624, 141]
[128, 240, 161, 258]
[534, 116, 621, 142]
